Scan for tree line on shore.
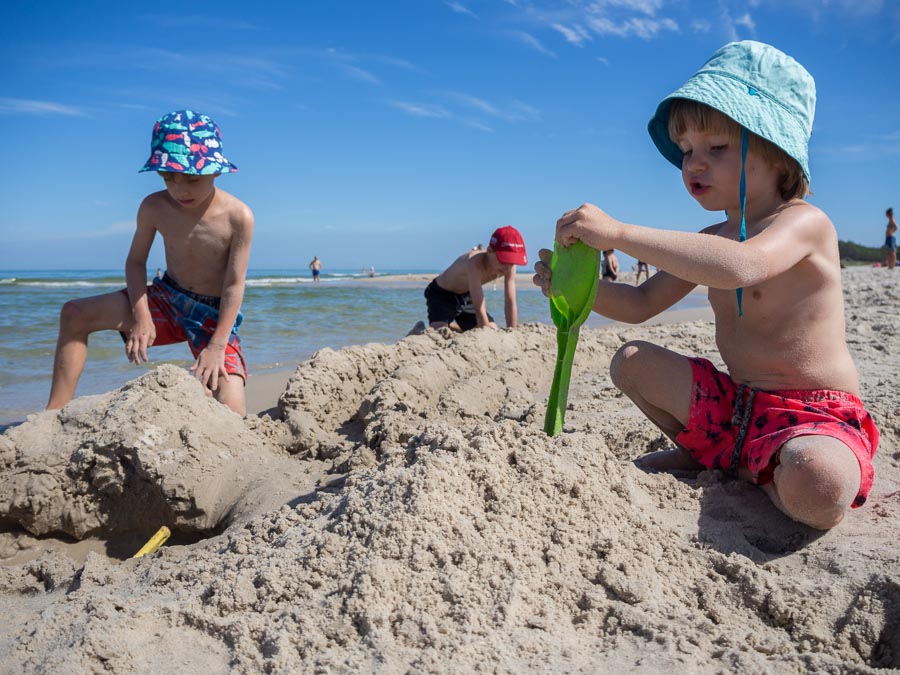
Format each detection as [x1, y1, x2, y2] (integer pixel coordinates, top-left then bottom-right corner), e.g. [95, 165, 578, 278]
[838, 240, 883, 264]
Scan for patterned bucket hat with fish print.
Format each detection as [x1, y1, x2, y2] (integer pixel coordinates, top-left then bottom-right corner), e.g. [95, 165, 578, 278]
[140, 110, 237, 175]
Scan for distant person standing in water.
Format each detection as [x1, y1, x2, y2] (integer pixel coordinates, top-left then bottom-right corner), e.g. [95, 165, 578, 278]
[369, 267, 376, 278]
[601, 249, 619, 281]
[156, 267, 163, 280]
[884, 207, 897, 270]
[309, 256, 322, 282]
[635, 260, 650, 285]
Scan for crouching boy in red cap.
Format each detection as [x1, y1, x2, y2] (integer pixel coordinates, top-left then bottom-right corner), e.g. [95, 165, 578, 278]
[413, 226, 527, 333]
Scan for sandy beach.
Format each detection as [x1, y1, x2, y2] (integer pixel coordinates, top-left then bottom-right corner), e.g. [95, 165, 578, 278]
[0, 266, 897, 672]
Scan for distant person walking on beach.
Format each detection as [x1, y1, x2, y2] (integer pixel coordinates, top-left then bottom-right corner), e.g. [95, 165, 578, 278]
[412, 226, 527, 333]
[156, 267, 163, 280]
[884, 207, 897, 270]
[601, 249, 619, 281]
[534, 41, 878, 529]
[309, 256, 322, 282]
[47, 110, 252, 415]
[635, 260, 650, 285]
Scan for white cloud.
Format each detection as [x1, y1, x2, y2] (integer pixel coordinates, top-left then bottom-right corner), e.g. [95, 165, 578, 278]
[389, 101, 451, 118]
[587, 15, 678, 39]
[462, 119, 495, 132]
[138, 15, 263, 31]
[444, 1, 477, 17]
[691, 18, 712, 32]
[339, 65, 381, 85]
[0, 98, 84, 116]
[443, 92, 541, 122]
[823, 0, 883, 15]
[447, 93, 500, 116]
[510, 30, 558, 57]
[734, 12, 756, 31]
[552, 22, 592, 45]
[591, 0, 664, 15]
[370, 55, 423, 72]
[136, 49, 290, 79]
[506, 100, 542, 122]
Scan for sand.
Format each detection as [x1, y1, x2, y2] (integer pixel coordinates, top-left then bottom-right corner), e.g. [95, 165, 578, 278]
[0, 266, 897, 673]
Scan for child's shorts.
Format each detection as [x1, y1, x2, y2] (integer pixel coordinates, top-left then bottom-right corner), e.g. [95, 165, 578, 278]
[119, 274, 247, 382]
[676, 357, 878, 507]
[424, 279, 494, 332]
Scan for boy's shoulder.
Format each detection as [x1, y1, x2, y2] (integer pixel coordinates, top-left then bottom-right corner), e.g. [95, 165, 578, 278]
[771, 200, 833, 234]
[213, 188, 254, 221]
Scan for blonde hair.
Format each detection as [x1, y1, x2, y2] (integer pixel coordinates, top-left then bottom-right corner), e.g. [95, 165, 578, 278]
[668, 99, 810, 200]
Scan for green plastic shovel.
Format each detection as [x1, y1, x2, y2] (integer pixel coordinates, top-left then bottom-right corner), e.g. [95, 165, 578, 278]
[544, 241, 601, 436]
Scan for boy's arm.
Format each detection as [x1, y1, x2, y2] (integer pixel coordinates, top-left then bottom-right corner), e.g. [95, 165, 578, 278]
[534, 248, 695, 323]
[124, 198, 159, 364]
[557, 202, 828, 289]
[503, 266, 517, 328]
[192, 204, 254, 392]
[465, 257, 493, 328]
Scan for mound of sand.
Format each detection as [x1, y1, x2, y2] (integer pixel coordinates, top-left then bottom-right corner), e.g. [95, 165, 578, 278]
[0, 267, 897, 672]
[0, 365, 316, 540]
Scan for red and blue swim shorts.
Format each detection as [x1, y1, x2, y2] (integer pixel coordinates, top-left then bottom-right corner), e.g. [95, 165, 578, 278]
[120, 273, 247, 382]
[676, 358, 878, 508]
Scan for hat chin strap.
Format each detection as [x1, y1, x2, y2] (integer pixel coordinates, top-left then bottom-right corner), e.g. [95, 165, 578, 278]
[736, 127, 748, 317]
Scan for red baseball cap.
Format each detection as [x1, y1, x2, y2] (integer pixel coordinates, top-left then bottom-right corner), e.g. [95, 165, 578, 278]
[489, 226, 527, 265]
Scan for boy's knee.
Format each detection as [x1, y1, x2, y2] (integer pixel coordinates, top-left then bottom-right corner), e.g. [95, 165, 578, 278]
[774, 438, 861, 529]
[609, 340, 649, 389]
[59, 299, 91, 332]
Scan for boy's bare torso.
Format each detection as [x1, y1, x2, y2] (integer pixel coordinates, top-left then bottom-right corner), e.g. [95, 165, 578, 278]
[705, 204, 860, 395]
[145, 188, 244, 297]
[436, 250, 505, 294]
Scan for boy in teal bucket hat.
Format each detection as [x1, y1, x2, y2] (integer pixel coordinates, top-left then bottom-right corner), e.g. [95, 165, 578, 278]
[47, 110, 254, 416]
[533, 41, 878, 529]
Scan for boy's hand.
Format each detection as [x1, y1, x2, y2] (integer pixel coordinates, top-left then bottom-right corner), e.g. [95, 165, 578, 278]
[556, 203, 616, 250]
[126, 319, 156, 364]
[191, 342, 230, 393]
[532, 248, 553, 297]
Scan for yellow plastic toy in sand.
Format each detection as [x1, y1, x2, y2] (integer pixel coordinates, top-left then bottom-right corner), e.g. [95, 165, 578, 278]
[132, 526, 171, 558]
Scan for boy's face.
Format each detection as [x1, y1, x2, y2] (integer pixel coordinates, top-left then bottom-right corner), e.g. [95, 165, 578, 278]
[159, 172, 217, 210]
[676, 127, 748, 211]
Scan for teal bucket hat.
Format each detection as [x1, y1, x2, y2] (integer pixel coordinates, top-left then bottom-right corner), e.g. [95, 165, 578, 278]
[647, 40, 815, 181]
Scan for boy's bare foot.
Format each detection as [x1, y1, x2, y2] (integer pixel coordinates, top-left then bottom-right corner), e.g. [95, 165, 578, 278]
[407, 321, 426, 336]
[635, 447, 704, 472]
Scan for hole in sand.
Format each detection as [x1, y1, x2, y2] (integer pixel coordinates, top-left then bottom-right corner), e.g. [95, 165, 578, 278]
[0, 521, 222, 565]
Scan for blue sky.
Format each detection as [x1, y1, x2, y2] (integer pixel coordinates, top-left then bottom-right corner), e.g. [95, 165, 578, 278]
[1, 0, 898, 271]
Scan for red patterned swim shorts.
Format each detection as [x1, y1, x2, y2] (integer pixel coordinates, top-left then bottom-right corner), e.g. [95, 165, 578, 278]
[675, 358, 879, 507]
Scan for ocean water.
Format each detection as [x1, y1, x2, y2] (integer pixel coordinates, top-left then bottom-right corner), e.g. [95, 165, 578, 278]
[0, 268, 706, 425]
[0, 269, 543, 424]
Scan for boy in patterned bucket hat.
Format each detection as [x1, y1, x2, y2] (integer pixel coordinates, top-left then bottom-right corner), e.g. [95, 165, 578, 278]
[534, 41, 878, 529]
[48, 110, 254, 415]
